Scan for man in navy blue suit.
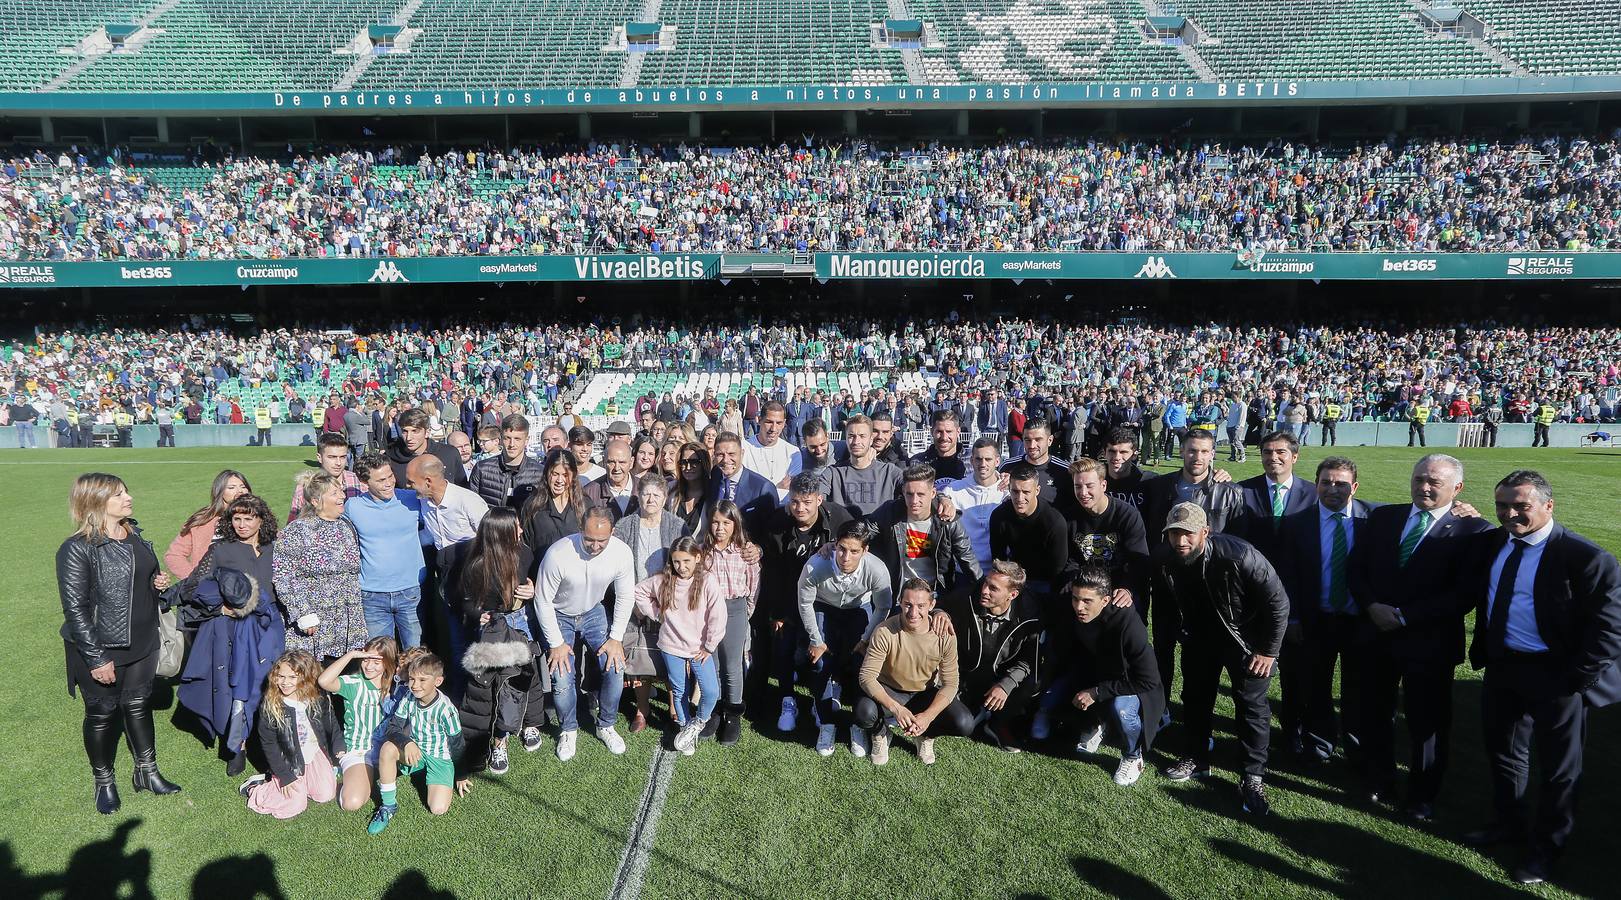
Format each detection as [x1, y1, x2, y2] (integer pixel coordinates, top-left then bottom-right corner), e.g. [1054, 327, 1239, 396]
[1237, 429, 1322, 752]
[1348, 453, 1492, 822]
[707, 430, 777, 529]
[1463, 469, 1621, 885]
[1277, 456, 1377, 764]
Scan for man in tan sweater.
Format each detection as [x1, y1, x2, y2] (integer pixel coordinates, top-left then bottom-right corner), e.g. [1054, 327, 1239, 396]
[855, 579, 961, 766]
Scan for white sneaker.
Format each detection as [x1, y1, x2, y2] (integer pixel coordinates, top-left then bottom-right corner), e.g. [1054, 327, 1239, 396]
[556, 729, 578, 762]
[918, 738, 936, 766]
[521, 726, 543, 752]
[1031, 709, 1052, 740]
[596, 725, 626, 755]
[870, 729, 890, 766]
[815, 724, 836, 757]
[1114, 756, 1145, 786]
[777, 697, 798, 732]
[1075, 725, 1105, 755]
[849, 727, 869, 758]
[674, 719, 705, 754]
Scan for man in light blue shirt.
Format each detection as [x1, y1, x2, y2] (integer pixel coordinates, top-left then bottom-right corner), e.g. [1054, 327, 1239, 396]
[347, 452, 427, 647]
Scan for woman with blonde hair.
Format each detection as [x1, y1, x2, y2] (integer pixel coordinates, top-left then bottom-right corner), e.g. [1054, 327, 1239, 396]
[422, 399, 446, 440]
[57, 473, 181, 813]
[273, 473, 365, 660]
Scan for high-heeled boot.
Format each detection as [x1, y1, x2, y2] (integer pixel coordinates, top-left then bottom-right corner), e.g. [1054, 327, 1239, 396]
[85, 702, 122, 814]
[123, 694, 181, 795]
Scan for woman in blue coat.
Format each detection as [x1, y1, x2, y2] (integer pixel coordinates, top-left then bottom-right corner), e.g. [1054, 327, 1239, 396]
[177, 494, 284, 776]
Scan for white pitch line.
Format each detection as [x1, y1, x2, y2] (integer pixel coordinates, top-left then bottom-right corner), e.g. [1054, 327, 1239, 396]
[607, 744, 677, 900]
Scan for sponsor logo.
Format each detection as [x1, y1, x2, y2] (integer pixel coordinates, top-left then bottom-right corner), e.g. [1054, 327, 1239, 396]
[477, 262, 540, 275]
[570, 255, 709, 280]
[0, 264, 56, 284]
[236, 265, 300, 280]
[998, 259, 1064, 273]
[824, 254, 984, 279]
[1381, 258, 1438, 272]
[1234, 250, 1315, 274]
[120, 265, 172, 280]
[1506, 256, 1575, 277]
[368, 260, 409, 283]
[1133, 256, 1176, 279]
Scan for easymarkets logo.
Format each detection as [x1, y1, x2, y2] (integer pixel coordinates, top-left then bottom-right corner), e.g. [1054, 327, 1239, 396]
[0, 264, 56, 284]
[825, 254, 985, 279]
[998, 258, 1064, 273]
[1506, 256, 1575, 276]
[236, 264, 300, 280]
[478, 262, 540, 275]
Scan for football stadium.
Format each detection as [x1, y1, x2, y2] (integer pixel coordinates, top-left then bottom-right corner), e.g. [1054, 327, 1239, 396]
[3, 1, 1621, 897]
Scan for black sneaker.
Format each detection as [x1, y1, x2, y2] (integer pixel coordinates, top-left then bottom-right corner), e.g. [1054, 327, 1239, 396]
[1162, 758, 1209, 782]
[237, 774, 267, 799]
[1240, 777, 1271, 816]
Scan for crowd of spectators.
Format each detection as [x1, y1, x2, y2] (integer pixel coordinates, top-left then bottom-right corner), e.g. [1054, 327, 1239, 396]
[4, 314, 1618, 448]
[3, 134, 1619, 260]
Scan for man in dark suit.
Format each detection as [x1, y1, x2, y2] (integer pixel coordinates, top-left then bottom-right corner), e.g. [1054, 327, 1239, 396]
[1239, 429, 1326, 753]
[1463, 470, 1621, 885]
[1277, 456, 1377, 764]
[706, 431, 777, 528]
[1348, 453, 1492, 822]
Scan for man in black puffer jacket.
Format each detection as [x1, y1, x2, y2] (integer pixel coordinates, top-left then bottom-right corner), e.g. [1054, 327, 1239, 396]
[467, 414, 546, 511]
[1151, 502, 1289, 817]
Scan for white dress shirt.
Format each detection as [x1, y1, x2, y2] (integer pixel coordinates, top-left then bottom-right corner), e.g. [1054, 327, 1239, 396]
[1402, 503, 1444, 548]
[420, 482, 488, 550]
[535, 533, 636, 647]
[1318, 503, 1357, 613]
[1485, 519, 1554, 653]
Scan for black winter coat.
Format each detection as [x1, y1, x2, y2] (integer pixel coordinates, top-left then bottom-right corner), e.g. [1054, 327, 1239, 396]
[257, 695, 344, 784]
[468, 453, 547, 511]
[1150, 532, 1290, 660]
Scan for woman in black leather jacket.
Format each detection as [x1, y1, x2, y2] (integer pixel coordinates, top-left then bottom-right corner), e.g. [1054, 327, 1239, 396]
[57, 473, 182, 814]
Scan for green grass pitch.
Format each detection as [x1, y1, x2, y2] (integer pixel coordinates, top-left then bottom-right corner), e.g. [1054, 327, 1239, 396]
[2, 445, 1617, 898]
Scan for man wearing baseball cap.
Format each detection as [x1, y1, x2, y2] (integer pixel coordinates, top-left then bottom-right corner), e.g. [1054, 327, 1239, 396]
[1149, 501, 1290, 816]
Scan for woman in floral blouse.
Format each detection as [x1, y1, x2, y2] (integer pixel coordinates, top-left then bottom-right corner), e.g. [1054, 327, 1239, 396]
[273, 473, 366, 661]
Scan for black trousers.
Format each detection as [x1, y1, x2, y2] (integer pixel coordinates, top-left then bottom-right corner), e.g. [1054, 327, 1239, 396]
[1407, 422, 1426, 446]
[1482, 656, 1588, 859]
[1180, 639, 1272, 778]
[1532, 423, 1551, 447]
[854, 685, 951, 737]
[1361, 652, 1453, 805]
[1319, 421, 1337, 446]
[950, 674, 1037, 736]
[1301, 614, 1368, 758]
[1277, 627, 1307, 748]
[1483, 421, 1498, 447]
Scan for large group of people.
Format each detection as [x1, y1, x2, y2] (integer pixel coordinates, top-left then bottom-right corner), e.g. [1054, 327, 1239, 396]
[5, 134, 1620, 260]
[6, 313, 1619, 454]
[56, 395, 1620, 887]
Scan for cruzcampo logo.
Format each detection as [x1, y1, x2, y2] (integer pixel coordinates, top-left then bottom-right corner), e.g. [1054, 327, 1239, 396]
[1133, 256, 1176, 279]
[368, 260, 409, 283]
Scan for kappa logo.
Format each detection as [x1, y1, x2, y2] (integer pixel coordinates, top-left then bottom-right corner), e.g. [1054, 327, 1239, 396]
[1133, 256, 1176, 279]
[368, 260, 409, 283]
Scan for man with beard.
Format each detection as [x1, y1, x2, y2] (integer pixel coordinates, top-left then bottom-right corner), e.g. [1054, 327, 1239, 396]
[909, 410, 967, 481]
[1001, 418, 1071, 513]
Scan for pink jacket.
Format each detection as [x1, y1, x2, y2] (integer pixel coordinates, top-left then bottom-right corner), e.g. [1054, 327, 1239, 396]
[165, 517, 218, 578]
[633, 574, 726, 659]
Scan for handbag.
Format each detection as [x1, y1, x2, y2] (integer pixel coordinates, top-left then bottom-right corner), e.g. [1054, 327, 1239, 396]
[155, 607, 185, 678]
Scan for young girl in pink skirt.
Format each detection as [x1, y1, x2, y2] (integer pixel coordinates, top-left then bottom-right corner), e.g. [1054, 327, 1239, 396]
[240, 649, 345, 818]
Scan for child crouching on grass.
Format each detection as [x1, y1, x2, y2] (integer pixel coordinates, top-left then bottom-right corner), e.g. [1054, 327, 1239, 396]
[368, 652, 469, 834]
[241, 650, 345, 818]
[316, 637, 399, 813]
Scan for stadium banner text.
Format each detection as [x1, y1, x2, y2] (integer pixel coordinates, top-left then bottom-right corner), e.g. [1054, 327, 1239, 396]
[3, 253, 1618, 288]
[3, 76, 1620, 113]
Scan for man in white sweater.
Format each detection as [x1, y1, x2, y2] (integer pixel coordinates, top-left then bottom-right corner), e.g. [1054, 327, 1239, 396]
[940, 437, 1008, 569]
[536, 507, 636, 761]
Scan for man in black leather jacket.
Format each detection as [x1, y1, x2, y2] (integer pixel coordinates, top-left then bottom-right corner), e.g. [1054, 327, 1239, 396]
[1151, 502, 1289, 817]
[870, 464, 982, 599]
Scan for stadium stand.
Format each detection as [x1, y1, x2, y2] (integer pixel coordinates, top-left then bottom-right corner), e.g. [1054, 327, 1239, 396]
[1464, 0, 1621, 77]
[632, 0, 906, 87]
[578, 370, 939, 415]
[908, 0, 1195, 83]
[0, 0, 162, 90]
[1169, 0, 1510, 80]
[354, 0, 638, 91]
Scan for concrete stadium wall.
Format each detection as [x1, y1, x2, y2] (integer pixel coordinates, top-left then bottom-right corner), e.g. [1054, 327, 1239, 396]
[3, 422, 1614, 450]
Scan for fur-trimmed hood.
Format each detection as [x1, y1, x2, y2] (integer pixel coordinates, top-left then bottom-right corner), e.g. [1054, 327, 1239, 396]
[461, 640, 533, 675]
[218, 571, 260, 619]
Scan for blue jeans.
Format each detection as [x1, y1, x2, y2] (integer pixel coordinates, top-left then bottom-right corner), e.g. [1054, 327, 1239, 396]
[1103, 694, 1145, 759]
[660, 651, 719, 726]
[548, 604, 624, 732]
[362, 586, 422, 648]
[14, 420, 36, 448]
